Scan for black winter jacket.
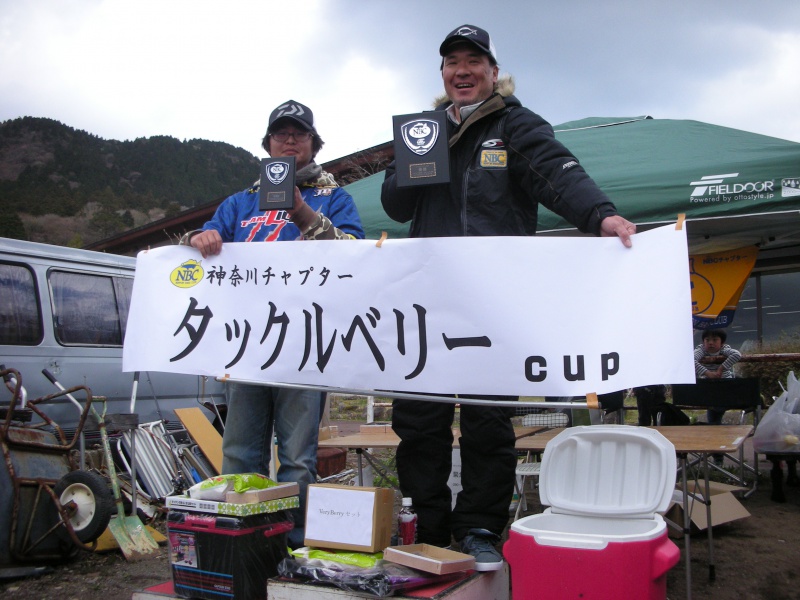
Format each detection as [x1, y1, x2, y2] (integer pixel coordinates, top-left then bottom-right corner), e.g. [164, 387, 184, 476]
[381, 93, 618, 238]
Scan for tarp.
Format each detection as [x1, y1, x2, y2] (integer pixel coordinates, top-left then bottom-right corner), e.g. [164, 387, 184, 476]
[345, 116, 800, 254]
[345, 174, 410, 241]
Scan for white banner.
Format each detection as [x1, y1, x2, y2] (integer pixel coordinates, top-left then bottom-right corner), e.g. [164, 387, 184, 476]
[123, 225, 696, 396]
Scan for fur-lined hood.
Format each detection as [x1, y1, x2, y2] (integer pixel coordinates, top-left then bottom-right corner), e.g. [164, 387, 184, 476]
[433, 74, 515, 109]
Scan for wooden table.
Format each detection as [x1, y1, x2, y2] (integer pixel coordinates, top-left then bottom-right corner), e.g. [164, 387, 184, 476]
[515, 425, 752, 600]
[514, 425, 752, 454]
[319, 426, 546, 450]
[318, 425, 548, 486]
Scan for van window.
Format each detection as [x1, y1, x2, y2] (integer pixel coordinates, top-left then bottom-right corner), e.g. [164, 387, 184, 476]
[0, 262, 43, 345]
[49, 270, 133, 346]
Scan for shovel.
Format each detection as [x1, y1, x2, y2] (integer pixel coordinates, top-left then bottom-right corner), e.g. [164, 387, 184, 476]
[44, 370, 158, 560]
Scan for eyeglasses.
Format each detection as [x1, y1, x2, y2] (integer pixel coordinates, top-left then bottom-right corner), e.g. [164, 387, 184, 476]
[270, 130, 313, 142]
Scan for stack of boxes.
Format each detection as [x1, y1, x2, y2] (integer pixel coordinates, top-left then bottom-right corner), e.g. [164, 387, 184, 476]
[166, 493, 297, 600]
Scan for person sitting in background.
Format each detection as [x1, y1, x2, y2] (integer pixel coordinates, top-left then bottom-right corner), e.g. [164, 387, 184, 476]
[694, 328, 741, 425]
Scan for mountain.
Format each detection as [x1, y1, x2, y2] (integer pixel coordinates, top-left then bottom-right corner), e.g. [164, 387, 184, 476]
[0, 116, 260, 246]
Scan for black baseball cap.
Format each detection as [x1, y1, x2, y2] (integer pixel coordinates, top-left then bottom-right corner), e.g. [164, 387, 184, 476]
[267, 100, 318, 135]
[439, 24, 498, 64]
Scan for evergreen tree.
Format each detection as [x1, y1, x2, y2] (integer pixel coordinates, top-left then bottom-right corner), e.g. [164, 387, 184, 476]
[164, 202, 182, 218]
[0, 211, 27, 240]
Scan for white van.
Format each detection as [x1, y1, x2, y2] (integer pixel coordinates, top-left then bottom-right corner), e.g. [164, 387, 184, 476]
[0, 237, 224, 432]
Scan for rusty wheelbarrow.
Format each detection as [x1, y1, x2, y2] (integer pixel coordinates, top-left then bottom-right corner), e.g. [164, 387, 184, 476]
[0, 367, 113, 565]
[43, 369, 158, 561]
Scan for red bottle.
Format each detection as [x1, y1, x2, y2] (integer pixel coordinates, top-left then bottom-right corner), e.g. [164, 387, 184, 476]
[398, 497, 418, 545]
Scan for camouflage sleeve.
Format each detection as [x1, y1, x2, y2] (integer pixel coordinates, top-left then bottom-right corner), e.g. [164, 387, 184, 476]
[302, 211, 354, 240]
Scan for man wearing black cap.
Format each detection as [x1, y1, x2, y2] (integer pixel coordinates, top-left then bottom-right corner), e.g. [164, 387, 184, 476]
[184, 99, 364, 548]
[381, 25, 636, 569]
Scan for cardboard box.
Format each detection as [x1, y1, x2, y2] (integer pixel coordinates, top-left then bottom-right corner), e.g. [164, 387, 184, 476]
[304, 484, 393, 552]
[383, 544, 476, 575]
[360, 423, 392, 434]
[166, 493, 298, 517]
[225, 482, 299, 504]
[665, 481, 751, 536]
[318, 425, 339, 440]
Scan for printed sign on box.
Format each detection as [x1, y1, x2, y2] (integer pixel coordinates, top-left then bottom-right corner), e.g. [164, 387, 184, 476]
[304, 484, 393, 552]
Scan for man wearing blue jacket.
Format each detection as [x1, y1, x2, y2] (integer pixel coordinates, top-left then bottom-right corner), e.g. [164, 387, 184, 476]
[381, 25, 635, 570]
[185, 100, 364, 547]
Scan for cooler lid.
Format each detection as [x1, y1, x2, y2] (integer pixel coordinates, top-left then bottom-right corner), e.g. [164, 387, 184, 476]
[538, 425, 676, 519]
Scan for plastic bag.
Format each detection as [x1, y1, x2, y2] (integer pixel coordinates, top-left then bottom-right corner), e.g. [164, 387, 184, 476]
[290, 547, 384, 568]
[753, 371, 800, 453]
[278, 556, 460, 597]
[188, 473, 274, 500]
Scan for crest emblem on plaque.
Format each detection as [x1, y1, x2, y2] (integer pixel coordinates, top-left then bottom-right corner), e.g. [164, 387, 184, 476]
[400, 120, 439, 156]
[266, 162, 289, 185]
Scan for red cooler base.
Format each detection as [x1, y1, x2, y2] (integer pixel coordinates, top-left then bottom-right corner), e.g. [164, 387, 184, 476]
[503, 529, 679, 600]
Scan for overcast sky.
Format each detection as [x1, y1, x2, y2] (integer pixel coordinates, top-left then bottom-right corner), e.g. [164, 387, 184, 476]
[2, 0, 799, 165]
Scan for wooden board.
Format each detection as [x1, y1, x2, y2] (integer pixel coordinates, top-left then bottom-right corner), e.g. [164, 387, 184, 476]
[174, 407, 223, 474]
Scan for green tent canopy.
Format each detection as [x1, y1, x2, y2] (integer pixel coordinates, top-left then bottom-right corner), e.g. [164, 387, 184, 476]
[344, 172, 410, 241]
[345, 116, 800, 255]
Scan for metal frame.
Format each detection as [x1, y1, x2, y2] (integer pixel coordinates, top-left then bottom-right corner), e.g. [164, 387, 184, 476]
[669, 378, 762, 495]
[1, 368, 99, 561]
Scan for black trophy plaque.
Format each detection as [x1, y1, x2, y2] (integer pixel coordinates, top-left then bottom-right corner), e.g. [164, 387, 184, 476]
[259, 156, 296, 210]
[392, 112, 450, 187]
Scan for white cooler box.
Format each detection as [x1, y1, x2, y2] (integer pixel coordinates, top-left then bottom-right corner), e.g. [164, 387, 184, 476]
[504, 425, 681, 600]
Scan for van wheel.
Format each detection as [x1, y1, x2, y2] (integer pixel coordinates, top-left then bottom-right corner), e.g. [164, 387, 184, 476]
[53, 471, 113, 543]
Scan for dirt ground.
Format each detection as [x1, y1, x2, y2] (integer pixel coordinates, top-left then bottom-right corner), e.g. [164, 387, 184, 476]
[2, 423, 800, 600]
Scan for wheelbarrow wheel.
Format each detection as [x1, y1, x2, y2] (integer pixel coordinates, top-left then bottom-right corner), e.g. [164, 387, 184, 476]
[53, 470, 113, 543]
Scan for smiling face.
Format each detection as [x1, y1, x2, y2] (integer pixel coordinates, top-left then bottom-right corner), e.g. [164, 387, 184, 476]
[267, 120, 314, 169]
[441, 43, 499, 111]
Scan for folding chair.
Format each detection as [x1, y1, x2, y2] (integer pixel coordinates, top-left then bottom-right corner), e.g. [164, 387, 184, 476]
[513, 412, 570, 520]
[670, 378, 762, 494]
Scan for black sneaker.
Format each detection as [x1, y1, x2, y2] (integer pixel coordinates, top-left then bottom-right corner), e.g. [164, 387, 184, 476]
[459, 528, 504, 572]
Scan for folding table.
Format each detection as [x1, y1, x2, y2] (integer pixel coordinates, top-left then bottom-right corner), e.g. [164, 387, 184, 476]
[317, 425, 547, 486]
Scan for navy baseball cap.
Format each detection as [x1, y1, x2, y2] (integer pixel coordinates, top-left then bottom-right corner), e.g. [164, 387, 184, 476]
[439, 24, 498, 64]
[267, 100, 318, 135]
